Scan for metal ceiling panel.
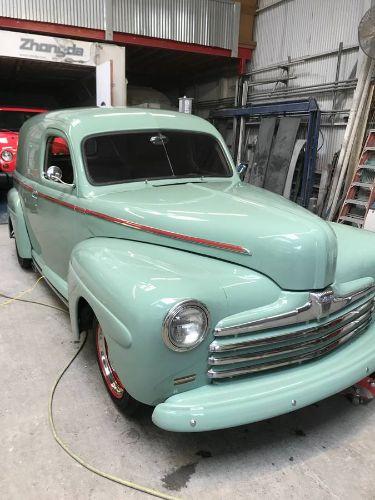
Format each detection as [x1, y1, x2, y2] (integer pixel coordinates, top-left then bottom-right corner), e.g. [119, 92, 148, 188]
[0, 0, 238, 50]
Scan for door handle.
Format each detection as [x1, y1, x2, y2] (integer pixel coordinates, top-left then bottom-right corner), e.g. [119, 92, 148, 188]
[31, 190, 38, 200]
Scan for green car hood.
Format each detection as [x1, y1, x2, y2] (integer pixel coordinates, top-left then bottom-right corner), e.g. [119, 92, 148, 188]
[86, 180, 337, 291]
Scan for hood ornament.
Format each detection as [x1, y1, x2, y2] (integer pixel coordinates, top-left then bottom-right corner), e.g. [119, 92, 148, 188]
[309, 289, 336, 319]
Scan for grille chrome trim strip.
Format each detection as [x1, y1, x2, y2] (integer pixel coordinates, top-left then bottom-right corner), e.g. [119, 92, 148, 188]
[210, 300, 374, 353]
[214, 284, 375, 337]
[208, 308, 373, 366]
[207, 317, 372, 379]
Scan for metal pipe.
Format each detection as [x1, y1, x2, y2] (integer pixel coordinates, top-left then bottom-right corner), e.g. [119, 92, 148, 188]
[256, 0, 292, 14]
[195, 84, 356, 108]
[196, 80, 358, 108]
[248, 87, 356, 102]
[247, 78, 357, 95]
[245, 85, 357, 103]
[245, 45, 359, 76]
[196, 81, 356, 108]
[332, 42, 344, 116]
[246, 75, 296, 87]
[244, 121, 349, 128]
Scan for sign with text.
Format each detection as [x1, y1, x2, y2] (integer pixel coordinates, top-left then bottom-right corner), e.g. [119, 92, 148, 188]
[0, 29, 97, 66]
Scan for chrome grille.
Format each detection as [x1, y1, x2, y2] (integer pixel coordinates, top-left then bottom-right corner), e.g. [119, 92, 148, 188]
[208, 286, 375, 380]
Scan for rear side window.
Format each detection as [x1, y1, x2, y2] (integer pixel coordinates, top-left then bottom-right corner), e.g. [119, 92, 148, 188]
[83, 130, 232, 185]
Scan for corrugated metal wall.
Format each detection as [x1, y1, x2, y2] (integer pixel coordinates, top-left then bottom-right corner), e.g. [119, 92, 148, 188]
[0, 0, 237, 50]
[0, 0, 105, 29]
[113, 0, 235, 49]
[247, 0, 371, 173]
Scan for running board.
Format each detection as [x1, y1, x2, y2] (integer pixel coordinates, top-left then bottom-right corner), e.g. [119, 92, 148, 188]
[32, 258, 69, 307]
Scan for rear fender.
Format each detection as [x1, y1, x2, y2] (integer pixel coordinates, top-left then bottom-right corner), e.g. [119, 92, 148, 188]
[7, 187, 31, 258]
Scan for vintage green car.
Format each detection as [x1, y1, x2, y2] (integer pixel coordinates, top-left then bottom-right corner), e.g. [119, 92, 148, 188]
[7, 107, 375, 432]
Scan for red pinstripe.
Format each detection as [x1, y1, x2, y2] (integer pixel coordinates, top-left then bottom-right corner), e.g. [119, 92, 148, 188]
[14, 177, 248, 255]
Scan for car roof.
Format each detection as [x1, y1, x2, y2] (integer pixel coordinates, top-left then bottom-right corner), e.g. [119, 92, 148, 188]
[26, 106, 219, 140]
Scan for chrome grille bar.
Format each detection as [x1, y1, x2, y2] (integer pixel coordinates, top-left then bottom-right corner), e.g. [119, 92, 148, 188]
[214, 284, 375, 337]
[207, 316, 372, 379]
[210, 300, 374, 353]
[208, 308, 373, 366]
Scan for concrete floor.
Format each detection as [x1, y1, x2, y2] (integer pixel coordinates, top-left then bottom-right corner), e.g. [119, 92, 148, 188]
[1, 223, 375, 500]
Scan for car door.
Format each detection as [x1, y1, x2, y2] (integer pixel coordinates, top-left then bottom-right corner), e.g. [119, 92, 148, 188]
[27, 129, 81, 292]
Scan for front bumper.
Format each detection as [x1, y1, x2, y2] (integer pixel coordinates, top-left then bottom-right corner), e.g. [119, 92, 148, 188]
[152, 319, 375, 432]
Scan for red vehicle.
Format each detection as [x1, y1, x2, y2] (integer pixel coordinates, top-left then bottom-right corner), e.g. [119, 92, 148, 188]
[0, 106, 47, 189]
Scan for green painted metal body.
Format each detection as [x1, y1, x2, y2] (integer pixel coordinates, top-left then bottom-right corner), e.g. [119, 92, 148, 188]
[7, 107, 375, 432]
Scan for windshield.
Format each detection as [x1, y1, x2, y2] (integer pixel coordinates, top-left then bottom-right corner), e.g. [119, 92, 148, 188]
[83, 130, 232, 185]
[0, 111, 40, 131]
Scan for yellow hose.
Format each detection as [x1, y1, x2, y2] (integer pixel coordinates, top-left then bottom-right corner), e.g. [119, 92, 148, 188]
[0, 275, 45, 306]
[48, 332, 179, 500]
[2, 278, 179, 500]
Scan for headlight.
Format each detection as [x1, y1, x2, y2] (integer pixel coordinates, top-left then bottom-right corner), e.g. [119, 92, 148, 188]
[162, 300, 210, 351]
[1, 150, 13, 162]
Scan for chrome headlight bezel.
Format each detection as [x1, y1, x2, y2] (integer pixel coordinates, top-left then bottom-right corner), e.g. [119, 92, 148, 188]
[1, 150, 13, 162]
[162, 299, 210, 352]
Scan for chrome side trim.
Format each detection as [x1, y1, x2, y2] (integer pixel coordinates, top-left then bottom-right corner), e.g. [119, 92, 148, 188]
[210, 300, 374, 353]
[173, 374, 196, 385]
[214, 284, 375, 337]
[208, 308, 372, 365]
[208, 317, 371, 379]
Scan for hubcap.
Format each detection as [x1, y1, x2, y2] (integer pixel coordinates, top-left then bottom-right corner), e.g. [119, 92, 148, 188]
[96, 325, 124, 399]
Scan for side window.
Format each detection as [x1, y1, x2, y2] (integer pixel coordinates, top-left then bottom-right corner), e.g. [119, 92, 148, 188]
[44, 136, 74, 184]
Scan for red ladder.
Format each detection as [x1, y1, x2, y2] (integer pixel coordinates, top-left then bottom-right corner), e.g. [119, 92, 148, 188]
[337, 129, 375, 227]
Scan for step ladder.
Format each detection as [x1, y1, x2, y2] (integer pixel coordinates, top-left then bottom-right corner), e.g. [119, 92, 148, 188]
[337, 129, 375, 228]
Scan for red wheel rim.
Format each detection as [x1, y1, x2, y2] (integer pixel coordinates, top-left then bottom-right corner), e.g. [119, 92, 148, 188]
[95, 324, 125, 399]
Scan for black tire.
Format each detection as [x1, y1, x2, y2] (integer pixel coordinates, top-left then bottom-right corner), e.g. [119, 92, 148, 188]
[15, 240, 32, 269]
[93, 318, 139, 415]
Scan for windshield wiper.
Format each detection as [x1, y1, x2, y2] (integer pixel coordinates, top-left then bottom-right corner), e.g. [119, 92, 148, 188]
[151, 177, 207, 187]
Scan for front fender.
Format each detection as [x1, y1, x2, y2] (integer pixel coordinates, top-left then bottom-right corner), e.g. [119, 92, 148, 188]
[68, 238, 280, 405]
[7, 187, 31, 258]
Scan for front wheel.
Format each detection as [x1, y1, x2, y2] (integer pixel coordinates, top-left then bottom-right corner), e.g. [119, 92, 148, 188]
[94, 319, 139, 415]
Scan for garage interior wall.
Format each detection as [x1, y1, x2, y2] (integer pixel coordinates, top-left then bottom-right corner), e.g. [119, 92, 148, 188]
[247, 0, 372, 174]
[193, 0, 372, 167]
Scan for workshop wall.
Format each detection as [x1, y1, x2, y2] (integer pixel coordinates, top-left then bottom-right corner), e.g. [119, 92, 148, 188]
[247, 0, 372, 173]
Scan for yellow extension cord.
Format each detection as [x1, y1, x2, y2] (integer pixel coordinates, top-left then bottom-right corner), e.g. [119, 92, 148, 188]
[1, 277, 179, 500]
